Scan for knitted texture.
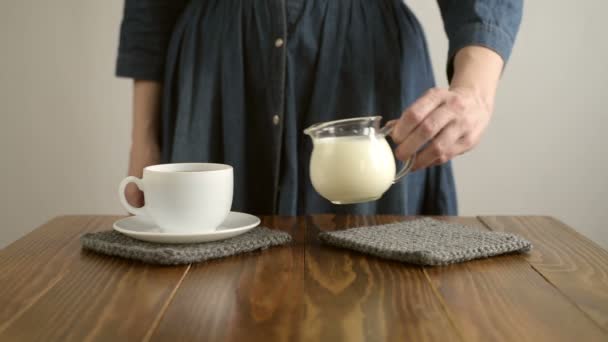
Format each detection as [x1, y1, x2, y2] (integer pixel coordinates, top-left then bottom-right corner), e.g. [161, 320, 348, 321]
[319, 218, 532, 266]
[81, 227, 292, 265]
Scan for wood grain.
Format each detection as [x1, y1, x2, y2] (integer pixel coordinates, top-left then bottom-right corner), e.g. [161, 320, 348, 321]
[149, 216, 305, 342]
[304, 215, 461, 342]
[479, 216, 608, 331]
[2, 215, 608, 341]
[0, 216, 107, 329]
[424, 217, 607, 341]
[0, 216, 188, 342]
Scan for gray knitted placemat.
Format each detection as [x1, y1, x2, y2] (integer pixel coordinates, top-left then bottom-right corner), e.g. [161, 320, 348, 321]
[319, 218, 532, 266]
[81, 227, 292, 265]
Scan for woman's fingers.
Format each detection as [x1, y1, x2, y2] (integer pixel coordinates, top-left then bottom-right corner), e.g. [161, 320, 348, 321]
[392, 88, 449, 143]
[412, 121, 464, 171]
[125, 141, 161, 210]
[390, 86, 492, 171]
[394, 105, 455, 161]
[424, 133, 479, 169]
[125, 184, 144, 208]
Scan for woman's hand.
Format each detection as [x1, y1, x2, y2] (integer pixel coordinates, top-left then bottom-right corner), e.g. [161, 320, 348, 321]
[125, 80, 163, 208]
[390, 86, 493, 171]
[126, 141, 161, 208]
[391, 46, 504, 171]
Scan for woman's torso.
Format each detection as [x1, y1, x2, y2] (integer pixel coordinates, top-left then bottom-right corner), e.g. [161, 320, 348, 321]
[160, 0, 457, 215]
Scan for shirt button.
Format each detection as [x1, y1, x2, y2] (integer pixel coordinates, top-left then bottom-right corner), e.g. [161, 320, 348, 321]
[274, 38, 284, 48]
[272, 114, 280, 125]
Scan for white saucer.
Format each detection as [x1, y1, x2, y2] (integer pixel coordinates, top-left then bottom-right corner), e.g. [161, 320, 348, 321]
[113, 212, 260, 244]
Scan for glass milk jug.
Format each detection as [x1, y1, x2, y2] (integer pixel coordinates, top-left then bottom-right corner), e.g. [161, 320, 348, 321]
[303, 116, 415, 204]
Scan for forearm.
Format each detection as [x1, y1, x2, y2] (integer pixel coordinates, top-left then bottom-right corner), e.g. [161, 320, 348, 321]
[450, 46, 504, 109]
[131, 80, 162, 146]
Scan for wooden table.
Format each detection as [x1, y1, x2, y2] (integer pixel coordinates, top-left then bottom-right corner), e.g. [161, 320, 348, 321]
[1, 215, 607, 341]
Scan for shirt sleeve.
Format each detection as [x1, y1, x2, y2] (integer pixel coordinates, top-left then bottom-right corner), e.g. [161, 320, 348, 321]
[115, 0, 189, 81]
[437, 0, 523, 81]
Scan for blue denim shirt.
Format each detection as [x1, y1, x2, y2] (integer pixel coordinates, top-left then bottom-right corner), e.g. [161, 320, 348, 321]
[117, 0, 523, 81]
[115, 0, 522, 215]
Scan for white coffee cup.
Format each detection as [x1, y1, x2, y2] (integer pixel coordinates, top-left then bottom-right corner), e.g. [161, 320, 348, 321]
[118, 163, 233, 233]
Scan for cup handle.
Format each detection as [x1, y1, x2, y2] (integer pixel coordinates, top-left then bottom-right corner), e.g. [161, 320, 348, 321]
[118, 176, 147, 216]
[380, 121, 416, 183]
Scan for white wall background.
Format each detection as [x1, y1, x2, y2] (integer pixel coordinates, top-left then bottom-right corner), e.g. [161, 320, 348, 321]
[1, 1, 607, 248]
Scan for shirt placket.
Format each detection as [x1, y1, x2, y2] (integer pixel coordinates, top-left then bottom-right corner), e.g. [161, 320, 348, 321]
[270, 0, 288, 213]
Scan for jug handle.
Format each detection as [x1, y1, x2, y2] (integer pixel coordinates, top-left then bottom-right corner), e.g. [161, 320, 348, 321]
[379, 121, 416, 183]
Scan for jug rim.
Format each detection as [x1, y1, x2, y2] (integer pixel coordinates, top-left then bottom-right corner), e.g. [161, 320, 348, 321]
[303, 115, 382, 136]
